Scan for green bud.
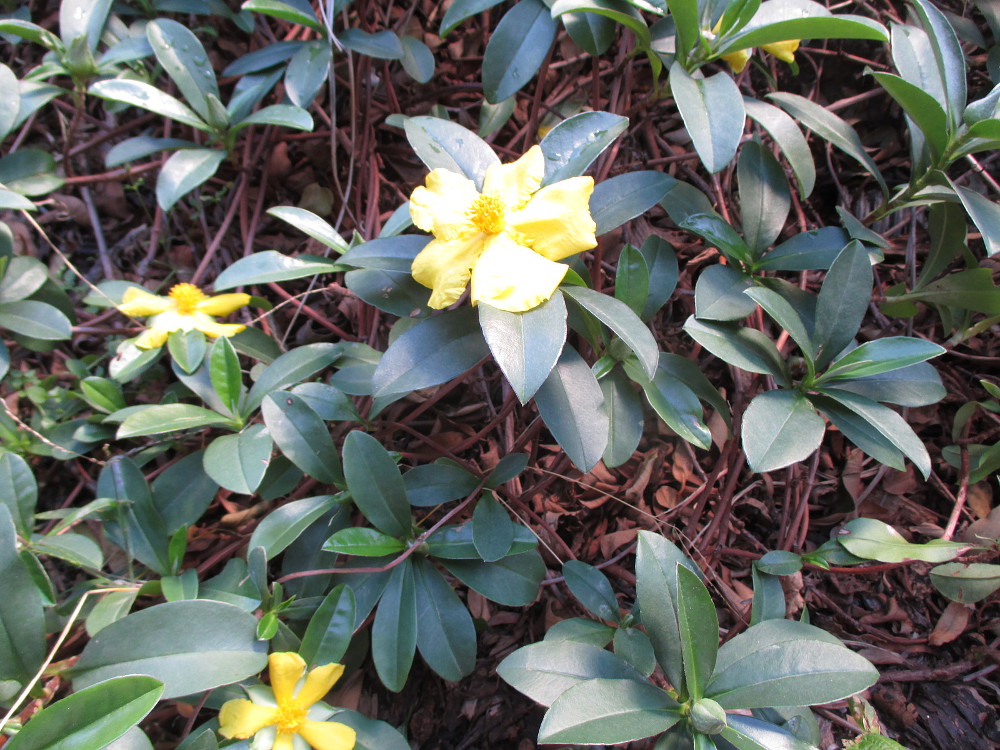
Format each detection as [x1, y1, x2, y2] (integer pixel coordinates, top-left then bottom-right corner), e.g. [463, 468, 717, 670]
[690, 698, 727, 735]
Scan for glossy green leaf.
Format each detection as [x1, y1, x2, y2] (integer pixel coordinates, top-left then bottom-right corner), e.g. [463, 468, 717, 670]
[750, 566, 786, 626]
[683, 317, 788, 381]
[0, 452, 36, 536]
[147, 20, 219, 124]
[678, 213, 752, 266]
[738, 140, 790, 256]
[870, 71, 949, 158]
[564, 561, 619, 622]
[425, 522, 536, 560]
[6, 675, 163, 750]
[544, 618, 615, 648]
[483, 0, 558, 103]
[479, 291, 567, 404]
[440, 0, 505, 34]
[156, 148, 226, 211]
[820, 337, 944, 382]
[910, 0, 966, 131]
[31, 533, 103, 570]
[89, 80, 209, 133]
[637, 235, 679, 321]
[250, 494, 339, 559]
[539, 678, 682, 744]
[534, 346, 609, 472]
[373, 307, 489, 399]
[403, 116, 500, 189]
[286, 40, 332, 108]
[209, 336, 242, 415]
[754, 227, 849, 271]
[665, 0, 700, 61]
[813, 241, 872, 369]
[744, 97, 815, 199]
[835, 517, 968, 563]
[829, 362, 945, 407]
[0, 505, 46, 685]
[339, 28, 403, 59]
[769, 92, 887, 196]
[399, 35, 434, 83]
[745, 287, 815, 363]
[0, 64, 16, 141]
[615, 245, 650, 317]
[590, 171, 675, 236]
[694, 264, 756, 322]
[539, 111, 628, 185]
[676, 564, 718, 700]
[292, 382, 358, 422]
[372, 562, 417, 692]
[441, 549, 544, 606]
[233, 104, 313, 132]
[640, 365, 713, 449]
[263, 392, 343, 485]
[929, 563, 1000, 604]
[472, 491, 515, 562]
[742, 390, 825, 474]
[497, 640, 646, 707]
[613, 628, 656, 677]
[152, 451, 217, 533]
[952, 184, 1000, 257]
[267, 206, 350, 254]
[563, 286, 657, 379]
[166, 330, 205, 375]
[0, 150, 63, 196]
[562, 9, 616, 55]
[0, 300, 72, 340]
[324, 527, 405, 557]
[97, 457, 171, 575]
[600, 367, 644, 468]
[300, 584, 356, 666]
[245, 342, 341, 412]
[202, 424, 273, 495]
[403, 462, 479, 507]
[720, 714, 817, 750]
[242, 0, 324, 32]
[343, 431, 411, 538]
[670, 64, 745, 174]
[413, 557, 476, 681]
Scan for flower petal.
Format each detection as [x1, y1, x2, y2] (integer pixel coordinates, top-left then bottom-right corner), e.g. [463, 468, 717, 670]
[409, 169, 480, 240]
[273, 730, 298, 750]
[218, 699, 280, 739]
[481, 145, 544, 210]
[195, 319, 246, 338]
[722, 48, 752, 73]
[197, 292, 251, 316]
[295, 663, 344, 708]
[506, 176, 597, 261]
[762, 40, 799, 63]
[133, 326, 170, 350]
[471, 233, 568, 313]
[299, 720, 357, 750]
[118, 287, 174, 317]
[269, 652, 307, 707]
[411, 234, 485, 309]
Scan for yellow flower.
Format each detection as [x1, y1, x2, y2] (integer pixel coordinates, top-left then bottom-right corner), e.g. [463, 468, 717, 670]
[218, 652, 356, 750]
[117, 282, 250, 349]
[409, 144, 597, 313]
[721, 47, 752, 73]
[762, 39, 800, 64]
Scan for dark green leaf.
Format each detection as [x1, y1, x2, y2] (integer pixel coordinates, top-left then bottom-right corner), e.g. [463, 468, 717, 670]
[670, 63, 745, 173]
[590, 171, 676, 235]
[263, 392, 343, 485]
[539, 111, 628, 185]
[202, 424, 272, 495]
[601, 367, 644, 467]
[343, 431, 411, 538]
[563, 560, 620, 622]
[676, 564, 718, 699]
[372, 563, 417, 692]
[813, 241, 872, 369]
[0, 505, 45, 685]
[442, 550, 544, 606]
[300, 585, 356, 666]
[324, 527, 406, 557]
[744, 98, 815, 199]
[738, 140, 790, 255]
[742, 391, 825, 474]
[147, 20, 219, 124]
[473, 491, 515, 562]
[694, 264, 756, 322]
[403, 117, 500, 189]
[683, 317, 788, 382]
[249, 495, 340, 559]
[412, 557, 476, 681]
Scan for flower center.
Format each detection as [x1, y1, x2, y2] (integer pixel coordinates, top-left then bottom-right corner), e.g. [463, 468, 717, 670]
[276, 701, 308, 732]
[168, 283, 208, 315]
[468, 192, 507, 234]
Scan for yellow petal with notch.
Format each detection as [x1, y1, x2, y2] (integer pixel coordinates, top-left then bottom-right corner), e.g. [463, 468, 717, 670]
[471, 233, 568, 312]
[481, 145, 544, 210]
[217, 700, 280, 739]
[299, 721, 358, 750]
[409, 169, 480, 239]
[411, 234, 485, 309]
[506, 176, 596, 261]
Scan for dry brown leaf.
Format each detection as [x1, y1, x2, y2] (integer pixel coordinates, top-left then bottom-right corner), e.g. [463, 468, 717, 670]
[599, 527, 638, 558]
[929, 600, 970, 646]
[968, 482, 993, 520]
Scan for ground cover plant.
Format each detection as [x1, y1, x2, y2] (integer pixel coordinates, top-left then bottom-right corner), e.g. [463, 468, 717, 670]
[1, 0, 999, 747]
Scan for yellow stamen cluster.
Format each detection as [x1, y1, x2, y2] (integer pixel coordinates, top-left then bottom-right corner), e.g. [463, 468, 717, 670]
[468, 192, 507, 234]
[276, 702, 308, 732]
[167, 283, 209, 314]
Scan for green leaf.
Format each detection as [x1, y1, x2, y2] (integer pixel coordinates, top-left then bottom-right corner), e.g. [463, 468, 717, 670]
[0, 256, 47, 304]
[563, 286, 658, 379]
[563, 560, 620, 622]
[286, 39, 332, 107]
[694, 264, 756, 322]
[720, 714, 817, 750]
[425, 522, 536, 560]
[324, 527, 405, 557]
[147, 20, 220, 125]
[754, 227, 849, 271]
[497, 640, 646, 707]
[412, 557, 476, 681]
[0, 505, 46, 685]
[89, 79, 209, 133]
[373, 308, 489, 399]
[683, 317, 788, 382]
[299, 584, 356, 666]
[0, 150, 63, 197]
[635, 531, 700, 696]
[742, 391, 825, 474]
[339, 29, 404, 60]
[202, 424, 273, 495]
[665, 0, 700, 61]
[539, 111, 629, 185]
[372, 562, 417, 692]
[820, 389, 932, 478]
[544, 618, 615, 648]
[441, 549, 544, 606]
[0, 452, 37, 537]
[613, 628, 657, 677]
[870, 71, 949, 158]
[267, 206, 350, 254]
[400, 35, 434, 83]
[5, 675, 163, 750]
[669, 63, 745, 174]
[615, 245, 650, 317]
[744, 287, 815, 363]
[768, 92, 887, 196]
[440, 0, 505, 35]
[813, 241, 872, 369]
[637, 235, 679, 321]
[600, 367, 644, 467]
[639, 365, 713, 449]
[31, 533, 103, 570]
[590, 171, 676, 236]
[722, 11, 888, 50]
[539, 678, 682, 744]
[0, 300, 72, 340]
[482, 0, 558, 103]
[676, 565, 718, 700]
[738, 140, 790, 256]
[952, 183, 1000, 256]
[403, 462, 479, 507]
[242, 0, 324, 32]
[97, 457, 171, 575]
[479, 291, 567, 404]
[72, 600, 268, 699]
[343, 431, 411, 538]
[0, 64, 17, 142]
[233, 104, 313, 132]
[250, 494, 339, 559]
[744, 97, 816, 199]
[835, 518, 968, 564]
[245, 342, 341, 412]
[550, 0, 651, 49]
[166, 330, 206, 375]
[828, 362, 945, 407]
[292, 382, 359, 422]
[117, 404, 231, 439]
[262, 392, 344, 485]
[156, 148, 226, 212]
[473, 491, 515, 562]
[910, 0, 966, 131]
[209, 336, 242, 415]
[820, 337, 945, 382]
[750, 566, 786, 626]
[678, 214, 752, 267]
[534, 345, 609, 472]
[929, 563, 1000, 604]
[152, 451, 217, 533]
[403, 116, 500, 189]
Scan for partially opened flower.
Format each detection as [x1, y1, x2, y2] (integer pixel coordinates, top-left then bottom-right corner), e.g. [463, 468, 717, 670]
[409, 144, 597, 312]
[218, 652, 356, 750]
[721, 47, 752, 73]
[117, 282, 250, 349]
[761, 39, 800, 64]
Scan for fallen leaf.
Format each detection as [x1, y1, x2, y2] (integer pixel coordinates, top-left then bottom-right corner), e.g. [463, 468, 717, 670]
[929, 600, 970, 646]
